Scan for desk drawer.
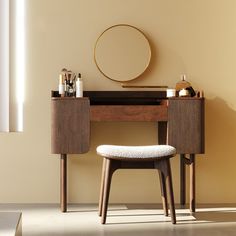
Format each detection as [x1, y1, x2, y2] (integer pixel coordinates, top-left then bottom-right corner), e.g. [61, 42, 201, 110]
[90, 105, 168, 122]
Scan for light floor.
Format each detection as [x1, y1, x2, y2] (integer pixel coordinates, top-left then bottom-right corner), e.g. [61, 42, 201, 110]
[0, 204, 236, 236]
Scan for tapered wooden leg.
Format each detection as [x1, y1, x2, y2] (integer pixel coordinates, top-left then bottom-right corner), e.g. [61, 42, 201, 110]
[101, 159, 113, 224]
[190, 154, 195, 213]
[98, 159, 107, 216]
[158, 170, 168, 216]
[158, 159, 176, 224]
[165, 159, 176, 224]
[180, 154, 186, 206]
[60, 154, 67, 212]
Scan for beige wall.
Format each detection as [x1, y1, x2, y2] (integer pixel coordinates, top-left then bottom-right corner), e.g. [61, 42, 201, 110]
[0, 0, 236, 204]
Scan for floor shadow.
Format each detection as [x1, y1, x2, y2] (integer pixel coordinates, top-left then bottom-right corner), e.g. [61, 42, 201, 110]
[192, 205, 236, 223]
[104, 204, 236, 225]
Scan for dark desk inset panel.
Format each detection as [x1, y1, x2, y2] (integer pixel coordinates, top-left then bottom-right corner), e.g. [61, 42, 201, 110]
[167, 98, 205, 154]
[83, 91, 166, 105]
[51, 97, 90, 154]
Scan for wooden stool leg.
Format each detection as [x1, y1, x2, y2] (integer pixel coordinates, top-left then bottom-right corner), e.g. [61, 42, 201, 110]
[101, 159, 113, 224]
[98, 159, 107, 216]
[159, 159, 176, 224]
[165, 159, 176, 224]
[158, 170, 168, 216]
[60, 154, 67, 212]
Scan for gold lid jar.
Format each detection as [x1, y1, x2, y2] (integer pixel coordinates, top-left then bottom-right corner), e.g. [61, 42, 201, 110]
[175, 74, 191, 91]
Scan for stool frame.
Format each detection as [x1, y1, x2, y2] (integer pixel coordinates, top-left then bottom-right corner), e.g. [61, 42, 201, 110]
[98, 156, 176, 224]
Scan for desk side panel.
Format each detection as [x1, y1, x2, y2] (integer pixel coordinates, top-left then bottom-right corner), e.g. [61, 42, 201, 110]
[167, 98, 205, 154]
[51, 98, 90, 154]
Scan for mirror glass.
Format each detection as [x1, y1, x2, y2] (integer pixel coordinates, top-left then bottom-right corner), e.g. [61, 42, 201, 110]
[94, 24, 151, 82]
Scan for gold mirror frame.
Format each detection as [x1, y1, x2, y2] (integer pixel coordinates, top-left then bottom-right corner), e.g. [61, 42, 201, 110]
[94, 24, 151, 82]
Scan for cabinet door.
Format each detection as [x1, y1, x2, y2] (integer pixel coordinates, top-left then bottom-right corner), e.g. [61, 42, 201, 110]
[51, 97, 90, 154]
[167, 98, 205, 154]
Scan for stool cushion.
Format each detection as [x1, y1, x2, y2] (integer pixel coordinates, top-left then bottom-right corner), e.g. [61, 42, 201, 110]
[96, 145, 176, 160]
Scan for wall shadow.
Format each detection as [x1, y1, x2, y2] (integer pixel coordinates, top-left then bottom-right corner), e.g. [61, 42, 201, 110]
[204, 96, 236, 165]
[196, 96, 236, 202]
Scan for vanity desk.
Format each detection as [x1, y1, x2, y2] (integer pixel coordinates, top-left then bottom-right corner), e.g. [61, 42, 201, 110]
[51, 90, 205, 213]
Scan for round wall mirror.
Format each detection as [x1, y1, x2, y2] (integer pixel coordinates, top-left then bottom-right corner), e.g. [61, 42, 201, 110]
[94, 24, 151, 82]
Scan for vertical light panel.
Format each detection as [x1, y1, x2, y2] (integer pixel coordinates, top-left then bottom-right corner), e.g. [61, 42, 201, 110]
[0, 0, 10, 132]
[9, 0, 25, 132]
[0, 0, 25, 132]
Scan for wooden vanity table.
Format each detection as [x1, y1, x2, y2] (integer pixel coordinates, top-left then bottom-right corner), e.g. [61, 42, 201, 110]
[51, 90, 205, 213]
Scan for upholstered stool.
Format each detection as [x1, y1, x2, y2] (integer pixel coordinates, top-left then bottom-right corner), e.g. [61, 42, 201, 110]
[97, 144, 177, 224]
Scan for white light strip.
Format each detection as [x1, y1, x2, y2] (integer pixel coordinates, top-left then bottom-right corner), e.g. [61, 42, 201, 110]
[14, 0, 25, 131]
[0, 0, 10, 132]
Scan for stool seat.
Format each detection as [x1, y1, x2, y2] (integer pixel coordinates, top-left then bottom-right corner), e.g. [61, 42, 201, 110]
[97, 144, 177, 224]
[96, 145, 176, 160]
